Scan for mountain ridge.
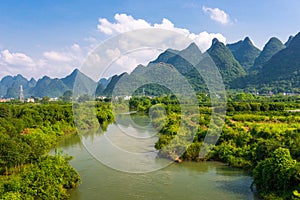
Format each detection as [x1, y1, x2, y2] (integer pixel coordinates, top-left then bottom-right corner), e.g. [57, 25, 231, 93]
[1, 33, 300, 98]
[250, 37, 286, 73]
[227, 37, 261, 71]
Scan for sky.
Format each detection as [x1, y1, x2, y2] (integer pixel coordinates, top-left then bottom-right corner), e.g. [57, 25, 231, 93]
[0, 0, 299, 80]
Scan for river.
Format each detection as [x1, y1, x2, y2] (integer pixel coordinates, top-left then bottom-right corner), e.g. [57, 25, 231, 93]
[56, 114, 259, 200]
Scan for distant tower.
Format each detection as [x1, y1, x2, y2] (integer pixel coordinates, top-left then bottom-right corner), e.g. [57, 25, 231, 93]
[19, 85, 24, 101]
[142, 88, 145, 97]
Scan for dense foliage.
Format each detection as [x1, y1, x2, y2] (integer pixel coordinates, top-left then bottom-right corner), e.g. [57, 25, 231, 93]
[0, 155, 80, 200]
[0, 102, 82, 199]
[253, 148, 299, 199]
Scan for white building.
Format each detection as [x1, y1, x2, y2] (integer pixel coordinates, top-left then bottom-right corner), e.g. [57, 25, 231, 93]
[26, 98, 35, 103]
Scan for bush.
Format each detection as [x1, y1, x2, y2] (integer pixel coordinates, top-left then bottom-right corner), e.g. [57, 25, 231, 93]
[253, 148, 297, 195]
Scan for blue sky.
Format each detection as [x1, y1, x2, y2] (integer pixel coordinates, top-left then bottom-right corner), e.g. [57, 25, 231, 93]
[0, 0, 299, 79]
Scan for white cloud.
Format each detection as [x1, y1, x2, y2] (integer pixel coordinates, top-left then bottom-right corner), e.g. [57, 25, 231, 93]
[43, 51, 73, 62]
[79, 13, 228, 80]
[153, 18, 190, 36]
[43, 43, 83, 63]
[33, 44, 86, 79]
[0, 14, 229, 81]
[191, 31, 226, 51]
[202, 6, 231, 25]
[71, 43, 81, 52]
[1, 50, 36, 67]
[97, 13, 226, 51]
[84, 37, 98, 43]
[101, 48, 161, 78]
[106, 48, 121, 59]
[98, 14, 151, 35]
[0, 43, 86, 80]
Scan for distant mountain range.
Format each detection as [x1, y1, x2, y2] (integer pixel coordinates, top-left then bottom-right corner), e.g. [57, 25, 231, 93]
[0, 69, 98, 98]
[1, 32, 300, 98]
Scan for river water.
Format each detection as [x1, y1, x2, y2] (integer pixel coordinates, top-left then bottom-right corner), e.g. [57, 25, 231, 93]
[56, 114, 259, 200]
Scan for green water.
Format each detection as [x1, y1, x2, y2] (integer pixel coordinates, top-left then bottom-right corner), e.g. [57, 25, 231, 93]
[56, 115, 259, 200]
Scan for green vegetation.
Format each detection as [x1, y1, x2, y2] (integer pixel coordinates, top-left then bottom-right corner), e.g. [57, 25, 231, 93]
[253, 148, 298, 199]
[129, 93, 300, 199]
[0, 99, 115, 199]
[226, 37, 261, 71]
[0, 102, 82, 199]
[1, 33, 300, 200]
[234, 33, 300, 93]
[72, 99, 115, 131]
[207, 38, 246, 84]
[1, 92, 300, 199]
[0, 155, 80, 200]
[251, 37, 286, 73]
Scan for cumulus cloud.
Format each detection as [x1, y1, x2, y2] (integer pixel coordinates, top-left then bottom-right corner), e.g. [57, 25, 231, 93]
[100, 48, 161, 78]
[77, 13, 229, 80]
[43, 44, 83, 63]
[98, 14, 151, 35]
[1, 50, 36, 67]
[97, 13, 226, 51]
[190, 31, 226, 51]
[34, 44, 86, 78]
[0, 50, 46, 79]
[202, 6, 231, 25]
[0, 14, 229, 81]
[0, 43, 86, 80]
[43, 51, 73, 62]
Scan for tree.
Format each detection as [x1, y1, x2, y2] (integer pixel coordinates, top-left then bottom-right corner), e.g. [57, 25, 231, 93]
[0, 105, 11, 118]
[253, 148, 296, 194]
[61, 90, 72, 102]
[41, 96, 50, 104]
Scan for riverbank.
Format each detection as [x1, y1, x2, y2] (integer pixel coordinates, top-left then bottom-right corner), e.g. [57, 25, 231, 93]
[55, 125, 259, 200]
[129, 96, 300, 199]
[0, 103, 81, 199]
